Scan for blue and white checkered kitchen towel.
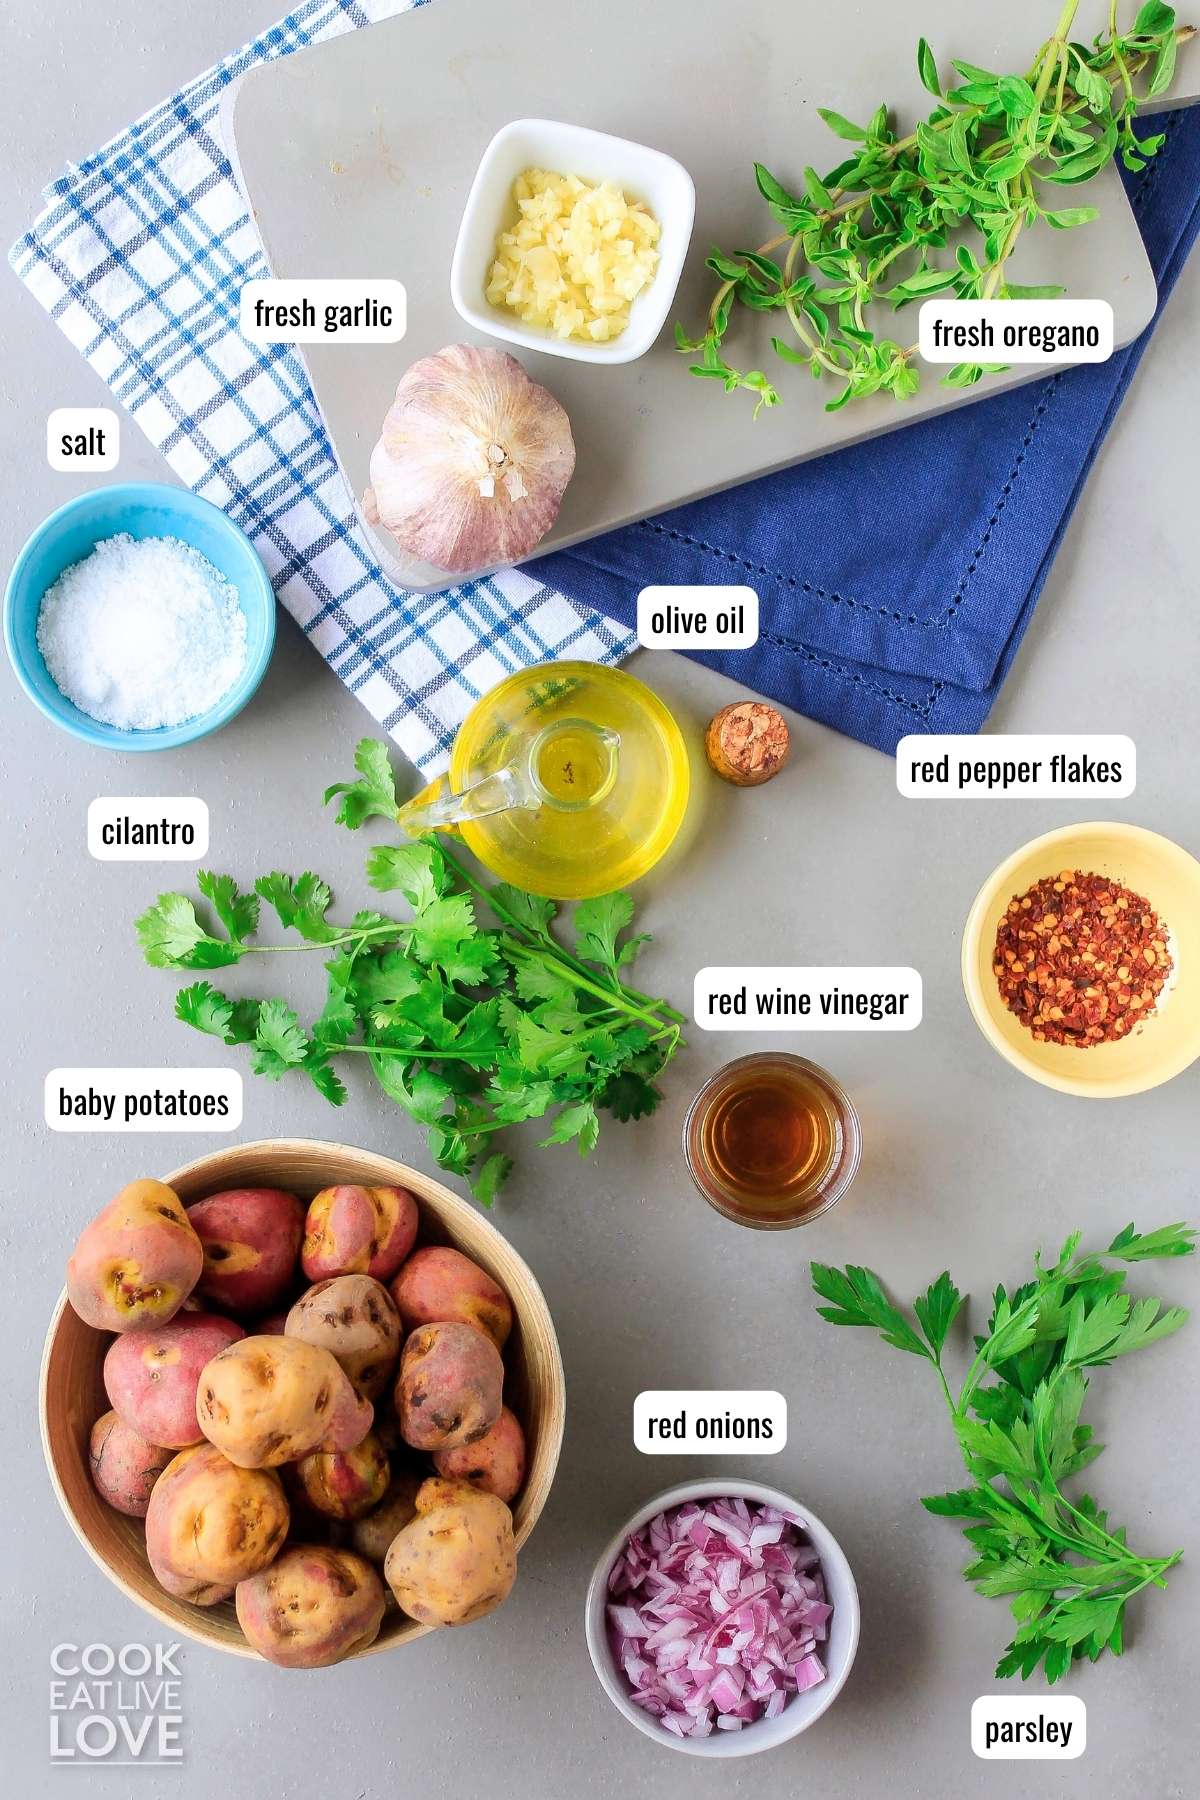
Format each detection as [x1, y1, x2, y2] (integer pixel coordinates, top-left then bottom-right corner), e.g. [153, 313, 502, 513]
[9, 0, 632, 774]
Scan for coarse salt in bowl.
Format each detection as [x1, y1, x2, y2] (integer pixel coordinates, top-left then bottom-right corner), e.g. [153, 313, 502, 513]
[584, 1479, 860, 1757]
[4, 482, 275, 751]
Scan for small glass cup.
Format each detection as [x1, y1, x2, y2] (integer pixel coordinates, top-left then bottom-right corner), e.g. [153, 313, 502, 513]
[682, 1052, 861, 1230]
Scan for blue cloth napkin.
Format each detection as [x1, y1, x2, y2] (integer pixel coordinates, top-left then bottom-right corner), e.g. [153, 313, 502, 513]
[531, 107, 1200, 754]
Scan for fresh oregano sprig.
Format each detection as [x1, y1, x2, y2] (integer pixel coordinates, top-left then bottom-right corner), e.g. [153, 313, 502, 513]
[679, 1, 1194, 414]
[812, 1221, 1194, 1683]
[134, 740, 684, 1205]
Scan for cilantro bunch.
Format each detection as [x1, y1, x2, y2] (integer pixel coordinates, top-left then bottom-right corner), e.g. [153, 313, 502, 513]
[813, 1222, 1194, 1681]
[135, 740, 683, 1205]
[680, 1, 1193, 413]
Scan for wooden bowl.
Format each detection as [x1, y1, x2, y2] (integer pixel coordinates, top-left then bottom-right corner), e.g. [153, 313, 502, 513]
[40, 1139, 565, 1659]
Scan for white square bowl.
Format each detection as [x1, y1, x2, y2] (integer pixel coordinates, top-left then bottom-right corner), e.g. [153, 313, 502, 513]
[450, 117, 696, 365]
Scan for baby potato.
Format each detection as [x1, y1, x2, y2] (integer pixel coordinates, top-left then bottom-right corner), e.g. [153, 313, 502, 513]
[389, 1245, 512, 1349]
[301, 1185, 418, 1284]
[385, 1476, 516, 1626]
[235, 1546, 385, 1668]
[348, 1469, 423, 1568]
[434, 1406, 526, 1504]
[285, 1274, 401, 1400]
[188, 1187, 305, 1318]
[66, 1180, 202, 1333]
[197, 1336, 373, 1469]
[104, 1312, 244, 1448]
[290, 1431, 390, 1522]
[395, 1320, 503, 1452]
[88, 1411, 173, 1518]
[145, 1443, 288, 1604]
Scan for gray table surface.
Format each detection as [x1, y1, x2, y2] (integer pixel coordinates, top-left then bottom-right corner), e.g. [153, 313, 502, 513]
[1, 6, 1198, 1799]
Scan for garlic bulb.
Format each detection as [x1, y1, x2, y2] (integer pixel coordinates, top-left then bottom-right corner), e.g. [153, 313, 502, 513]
[364, 344, 576, 573]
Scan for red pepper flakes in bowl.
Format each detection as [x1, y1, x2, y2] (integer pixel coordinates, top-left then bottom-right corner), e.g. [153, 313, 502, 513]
[993, 869, 1173, 1048]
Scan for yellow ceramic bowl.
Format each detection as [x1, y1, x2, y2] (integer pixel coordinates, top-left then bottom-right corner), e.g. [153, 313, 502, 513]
[962, 822, 1200, 1098]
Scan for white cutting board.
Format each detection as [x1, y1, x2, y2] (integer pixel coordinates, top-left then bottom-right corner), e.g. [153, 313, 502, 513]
[227, 0, 1196, 590]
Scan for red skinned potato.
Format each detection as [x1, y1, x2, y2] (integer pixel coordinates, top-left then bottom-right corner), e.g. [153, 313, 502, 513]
[389, 1245, 512, 1349]
[349, 1469, 423, 1567]
[88, 1411, 174, 1518]
[290, 1432, 390, 1522]
[104, 1312, 244, 1448]
[197, 1336, 373, 1468]
[236, 1546, 385, 1668]
[145, 1443, 288, 1605]
[301, 1185, 418, 1284]
[433, 1405, 526, 1503]
[66, 1180, 202, 1332]
[395, 1320, 503, 1452]
[384, 1476, 516, 1626]
[285, 1274, 402, 1399]
[188, 1188, 304, 1318]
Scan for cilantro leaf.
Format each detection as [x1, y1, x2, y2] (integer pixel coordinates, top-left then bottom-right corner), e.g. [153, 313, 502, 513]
[251, 999, 309, 1077]
[255, 871, 341, 943]
[304, 1050, 348, 1106]
[489, 883, 558, 939]
[223, 997, 263, 1045]
[388, 1063, 455, 1125]
[324, 738, 399, 829]
[470, 1153, 513, 1208]
[316, 954, 359, 1047]
[574, 891, 636, 974]
[174, 980, 234, 1037]
[136, 894, 243, 969]
[539, 1100, 600, 1155]
[599, 1068, 662, 1122]
[196, 871, 259, 944]
[366, 841, 449, 910]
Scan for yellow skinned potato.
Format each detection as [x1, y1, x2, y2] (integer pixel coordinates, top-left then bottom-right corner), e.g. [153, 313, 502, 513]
[144, 1443, 289, 1604]
[384, 1476, 516, 1626]
[66, 1180, 203, 1332]
[235, 1546, 386, 1668]
[285, 1274, 402, 1400]
[197, 1336, 373, 1469]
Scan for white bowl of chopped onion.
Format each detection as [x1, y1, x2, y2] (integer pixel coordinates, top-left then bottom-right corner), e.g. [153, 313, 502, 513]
[450, 118, 695, 364]
[585, 1480, 860, 1756]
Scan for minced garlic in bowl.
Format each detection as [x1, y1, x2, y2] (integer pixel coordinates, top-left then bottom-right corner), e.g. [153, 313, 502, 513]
[486, 168, 661, 344]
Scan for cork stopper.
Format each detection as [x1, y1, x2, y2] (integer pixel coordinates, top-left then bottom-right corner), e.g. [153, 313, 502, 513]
[704, 701, 790, 786]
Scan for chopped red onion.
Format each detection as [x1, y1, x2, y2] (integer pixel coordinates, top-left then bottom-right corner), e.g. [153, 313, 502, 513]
[606, 1497, 831, 1738]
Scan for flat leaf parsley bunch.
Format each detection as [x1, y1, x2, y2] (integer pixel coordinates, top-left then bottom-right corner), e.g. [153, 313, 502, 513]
[813, 1221, 1194, 1681]
[679, 1, 1193, 412]
[135, 741, 684, 1204]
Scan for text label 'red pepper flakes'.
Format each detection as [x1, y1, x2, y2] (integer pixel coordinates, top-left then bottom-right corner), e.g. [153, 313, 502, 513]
[993, 869, 1173, 1048]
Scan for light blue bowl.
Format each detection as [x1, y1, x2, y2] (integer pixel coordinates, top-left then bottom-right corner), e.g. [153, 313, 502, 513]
[4, 482, 276, 751]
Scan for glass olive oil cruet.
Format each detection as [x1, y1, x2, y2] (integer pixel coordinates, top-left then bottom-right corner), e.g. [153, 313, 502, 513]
[396, 662, 690, 899]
